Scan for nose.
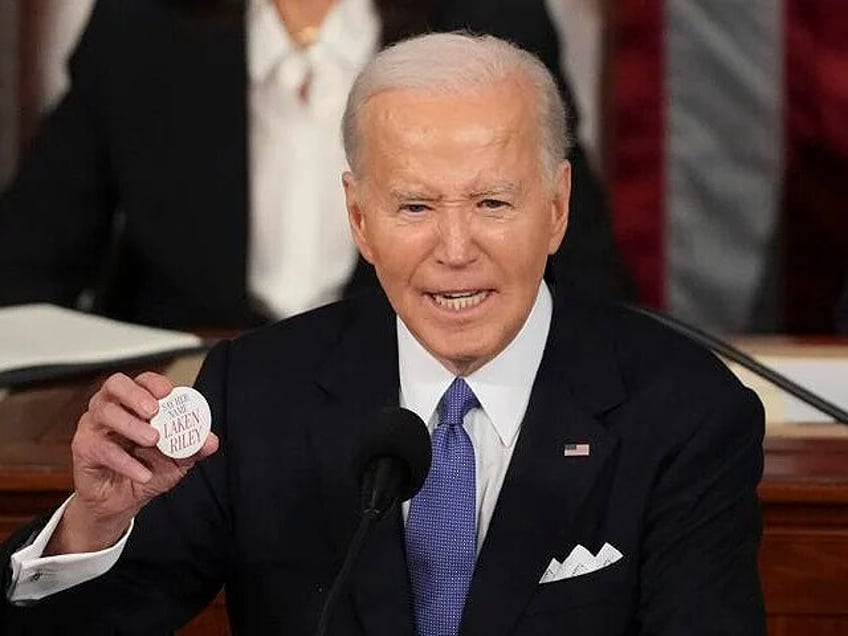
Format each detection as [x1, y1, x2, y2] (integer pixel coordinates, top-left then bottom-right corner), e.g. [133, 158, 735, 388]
[434, 207, 479, 267]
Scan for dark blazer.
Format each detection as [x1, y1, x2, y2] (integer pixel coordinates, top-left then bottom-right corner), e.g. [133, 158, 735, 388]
[1, 284, 765, 634]
[0, 0, 631, 329]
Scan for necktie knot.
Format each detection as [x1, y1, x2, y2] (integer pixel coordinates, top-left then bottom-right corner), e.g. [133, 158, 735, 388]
[438, 377, 479, 428]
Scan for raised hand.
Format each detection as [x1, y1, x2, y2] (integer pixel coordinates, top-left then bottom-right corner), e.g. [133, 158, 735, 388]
[46, 371, 219, 555]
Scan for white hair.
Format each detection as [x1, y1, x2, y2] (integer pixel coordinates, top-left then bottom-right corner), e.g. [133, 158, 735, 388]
[342, 32, 571, 181]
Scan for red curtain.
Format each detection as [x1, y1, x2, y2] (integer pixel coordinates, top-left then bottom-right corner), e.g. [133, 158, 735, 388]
[608, 0, 665, 309]
[783, 1, 848, 332]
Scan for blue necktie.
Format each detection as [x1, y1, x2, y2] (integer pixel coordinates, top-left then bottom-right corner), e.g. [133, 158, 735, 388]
[406, 377, 479, 636]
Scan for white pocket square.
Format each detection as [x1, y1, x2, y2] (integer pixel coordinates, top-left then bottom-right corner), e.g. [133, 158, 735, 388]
[539, 542, 623, 584]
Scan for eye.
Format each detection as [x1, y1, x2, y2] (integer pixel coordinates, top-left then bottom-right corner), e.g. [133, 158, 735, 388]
[478, 199, 509, 210]
[400, 203, 431, 214]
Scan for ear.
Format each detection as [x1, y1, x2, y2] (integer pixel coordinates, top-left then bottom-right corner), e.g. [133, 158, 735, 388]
[343, 171, 375, 264]
[547, 160, 571, 255]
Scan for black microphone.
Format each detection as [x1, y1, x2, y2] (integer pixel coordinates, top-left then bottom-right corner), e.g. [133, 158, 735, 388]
[316, 407, 431, 636]
[631, 305, 848, 424]
[356, 407, 432, 519]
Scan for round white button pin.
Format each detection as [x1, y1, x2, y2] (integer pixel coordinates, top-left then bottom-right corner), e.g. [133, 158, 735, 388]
[150, 386, 211, 459]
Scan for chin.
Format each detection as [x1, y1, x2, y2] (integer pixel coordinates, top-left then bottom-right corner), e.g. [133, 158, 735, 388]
[434, 339, 496, 375]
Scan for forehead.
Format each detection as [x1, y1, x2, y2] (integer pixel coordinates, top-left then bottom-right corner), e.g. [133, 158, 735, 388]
[357, 77, 540, 178]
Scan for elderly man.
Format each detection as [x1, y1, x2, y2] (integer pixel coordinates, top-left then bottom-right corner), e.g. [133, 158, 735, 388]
[1, 33, 765, 634]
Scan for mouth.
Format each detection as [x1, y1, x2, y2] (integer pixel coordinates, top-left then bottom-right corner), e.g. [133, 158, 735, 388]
[427, 289, 492, 312]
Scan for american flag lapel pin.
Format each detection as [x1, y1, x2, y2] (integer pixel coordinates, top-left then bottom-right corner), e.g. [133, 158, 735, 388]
[563, 442, 591, 457]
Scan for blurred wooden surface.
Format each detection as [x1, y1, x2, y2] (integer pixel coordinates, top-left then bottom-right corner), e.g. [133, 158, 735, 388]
[1, 341, 847, 634]
[761, 436, 848, 634]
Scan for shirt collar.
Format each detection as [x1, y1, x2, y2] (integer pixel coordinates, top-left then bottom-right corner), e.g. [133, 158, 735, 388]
[398, 283, 553, 448]
[247, 0, 378, 84]
[247, 0, 291, 84]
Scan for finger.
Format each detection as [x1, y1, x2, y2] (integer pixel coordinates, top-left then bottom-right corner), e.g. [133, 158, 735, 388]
[122, 432, 220, 499]
[134, 447, 190, 485]
[180, 431, 220, 463]
[166, 432, 220, 472]
[91, 436, 153, 483]
[100, 373, 159, 420]
[197, 432, 219, 459]
[135, 372, 174, 400]
[96, 402, 159, 448]
[133, 445, 216, 494]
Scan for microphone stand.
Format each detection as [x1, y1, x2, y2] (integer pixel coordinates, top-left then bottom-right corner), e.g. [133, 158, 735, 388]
[315, 508, 379, 636]
[631, 305, 848, 424]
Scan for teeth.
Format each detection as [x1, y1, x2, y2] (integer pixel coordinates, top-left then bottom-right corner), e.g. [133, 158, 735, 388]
[432, 290, 489, 311]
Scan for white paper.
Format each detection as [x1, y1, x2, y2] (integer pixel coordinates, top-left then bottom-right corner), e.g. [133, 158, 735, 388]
[728, 357, 848, 424]
[0, 304, 202, 376]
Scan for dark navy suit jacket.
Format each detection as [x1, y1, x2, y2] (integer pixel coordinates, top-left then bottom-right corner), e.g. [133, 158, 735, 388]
[1, 283, 765, 634]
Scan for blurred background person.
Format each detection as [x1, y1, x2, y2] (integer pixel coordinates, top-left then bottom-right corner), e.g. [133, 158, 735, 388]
[0, 0, 631, 330]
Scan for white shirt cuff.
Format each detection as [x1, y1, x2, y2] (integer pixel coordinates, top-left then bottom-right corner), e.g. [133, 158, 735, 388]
[6, 494, 134, 603]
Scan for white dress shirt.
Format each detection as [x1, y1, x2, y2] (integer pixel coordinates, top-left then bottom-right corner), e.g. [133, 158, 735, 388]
[8, 285, 553, 602]
[7, 495, 134, 602]
[247, 0, 378, 318]
[398, 284, 553, 551]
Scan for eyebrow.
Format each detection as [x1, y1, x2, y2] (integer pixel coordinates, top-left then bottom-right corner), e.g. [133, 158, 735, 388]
[390, 183, 521, 201]
[469, 183, 521, 198]
[390, 190, 442, 202]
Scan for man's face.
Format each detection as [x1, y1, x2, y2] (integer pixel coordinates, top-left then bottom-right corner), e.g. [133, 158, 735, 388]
[343, 76, 570, 375]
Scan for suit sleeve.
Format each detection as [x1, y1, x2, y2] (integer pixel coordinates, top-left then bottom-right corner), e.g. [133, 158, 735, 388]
[638, 384, 766, 635]
[0, 340, 233, 634]
[0, 0, 117, 309]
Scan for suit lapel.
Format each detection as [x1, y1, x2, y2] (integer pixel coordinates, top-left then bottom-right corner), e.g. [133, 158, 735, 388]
[460, 288, 626, 636]
[312, 293, 416, 636]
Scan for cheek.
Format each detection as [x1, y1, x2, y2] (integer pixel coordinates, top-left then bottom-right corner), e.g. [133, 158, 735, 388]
[483, 225, 549, 275]
[369, 225, 431, 281]
[519, 217, 558, 264]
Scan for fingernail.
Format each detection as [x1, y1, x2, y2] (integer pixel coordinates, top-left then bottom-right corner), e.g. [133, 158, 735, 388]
[144, 399, 158, 417]
[146, 427, 159, 445]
